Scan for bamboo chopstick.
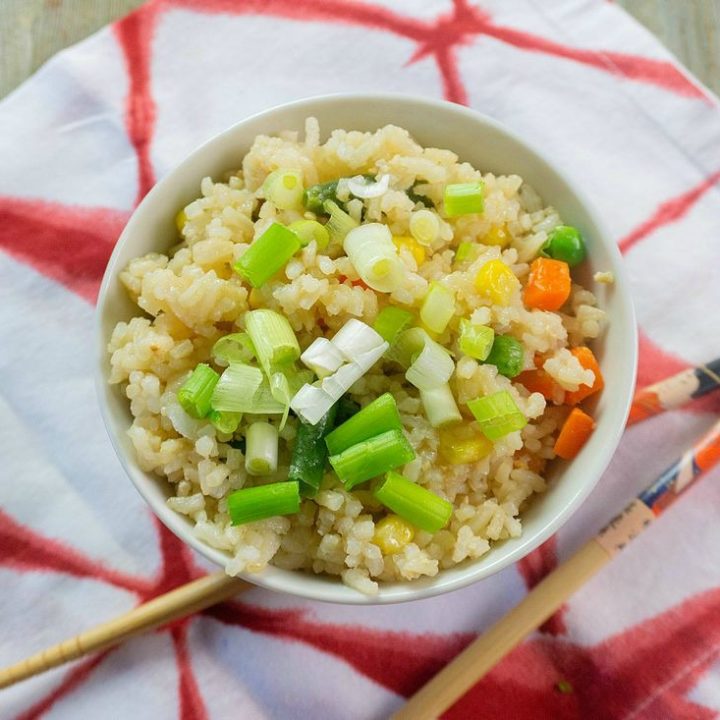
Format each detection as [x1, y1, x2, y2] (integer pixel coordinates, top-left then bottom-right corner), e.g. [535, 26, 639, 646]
[0, 572, 247, 689]
[392, 417, 720, 720]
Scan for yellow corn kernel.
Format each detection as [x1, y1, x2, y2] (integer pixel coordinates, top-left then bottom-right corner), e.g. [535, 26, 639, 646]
[475, 259, 519, 306]
[393, 235, 426, 266]
[439, 423, 493, 465]
[175, 208, 187, 235]
[248, 288, 263, 309]
[373, 515, 415, 555]
[483, 223, 511, 248]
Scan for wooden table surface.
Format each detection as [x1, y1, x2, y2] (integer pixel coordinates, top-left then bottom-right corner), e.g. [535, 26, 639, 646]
[1, 0, 718, 99]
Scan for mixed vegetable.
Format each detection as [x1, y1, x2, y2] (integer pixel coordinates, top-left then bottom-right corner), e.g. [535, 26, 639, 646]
[173, 169, 604, 551]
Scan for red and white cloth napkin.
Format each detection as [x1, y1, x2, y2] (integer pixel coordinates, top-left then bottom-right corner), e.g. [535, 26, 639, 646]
[2, 1, 720, 717]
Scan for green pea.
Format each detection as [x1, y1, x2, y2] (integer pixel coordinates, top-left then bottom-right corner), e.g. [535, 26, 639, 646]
[542, 225, 586, 267]
[484, 335, 524, 378]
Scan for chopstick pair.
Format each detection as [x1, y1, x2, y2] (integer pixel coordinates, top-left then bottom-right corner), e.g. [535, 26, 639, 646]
[1, 359, 719, 692]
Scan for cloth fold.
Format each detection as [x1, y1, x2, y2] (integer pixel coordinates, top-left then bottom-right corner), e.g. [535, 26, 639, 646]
[1, 1, 720, 717]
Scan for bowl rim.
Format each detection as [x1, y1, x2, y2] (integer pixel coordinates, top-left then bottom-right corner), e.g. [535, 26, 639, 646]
[96, 92, 637, 604]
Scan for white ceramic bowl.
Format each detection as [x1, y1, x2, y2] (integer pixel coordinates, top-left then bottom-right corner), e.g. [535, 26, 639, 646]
[96, 94, 637, 604]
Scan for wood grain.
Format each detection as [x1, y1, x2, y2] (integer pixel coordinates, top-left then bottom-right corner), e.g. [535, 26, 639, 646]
[0, 0, 718, 99]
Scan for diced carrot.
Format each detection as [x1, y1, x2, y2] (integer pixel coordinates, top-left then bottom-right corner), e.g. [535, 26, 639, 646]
[516, 369, 564, 403]
[554, 408, 596, 460]
[523, 257, 571, 311]
[565, 346, 605, 405]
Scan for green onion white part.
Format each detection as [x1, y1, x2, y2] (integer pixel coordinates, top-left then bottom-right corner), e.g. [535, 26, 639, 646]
[420, 384, 462, 427]
[347, 174, 389, 199]
[343, 223, 405, 292]
[245, 309, 300, 377]
[245, 421, 279, 476]
[406, 340, 455, 391]
[300, 337, 344, 378]
[330, 319, 386, 363]
[409, 208, 440, 246]
[263, 169, 304, 211]
[289, 384, 331, 425]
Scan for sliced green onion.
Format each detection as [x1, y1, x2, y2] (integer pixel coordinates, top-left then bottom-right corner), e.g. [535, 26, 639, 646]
[329, 429, 415, 490]
[211, 364, 263, 412]
[300, 337, 344, 378]
[467, 390, 527, 440]
[177, 363, 219, 418]
[212, 332, 255, 366]
[289, 403, 338, 497]
[444, 182, 484, 217]
[343, 223, 405, 293]
[331, 318, 386, 363]
[263, 169, 304, 211]
[290, 384, 333, 426]
[373, 306, 414, 345]
[374, 471, 452, 533]
[319, 362, 365, 398]
[303, 179, 341, 214]
[420, 281, 455, 334]
[541, 225, 586, 267]
[459, 320, 495, 361]
[406, 342, 454, 391]
[485, 335, 525, 378]
[245, 421, 279, 475]
[409, 209, 440, 247]
[388, 326, 431, 367]
[291, 321, 387, 425]
[227, 481, 300, 525]
[211, 364, 284, 414]
[454, 241, 479, 265]
[233, 223, 300, 288]
[208, 410, 242, 434]
[325, 392, 402, 456]
[420, 384, 462, 427]
[245, 309, 300, 377]
[324, 200, 358, 244]
[288, 219, 330, 250]
[269, 371, 292, 429]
